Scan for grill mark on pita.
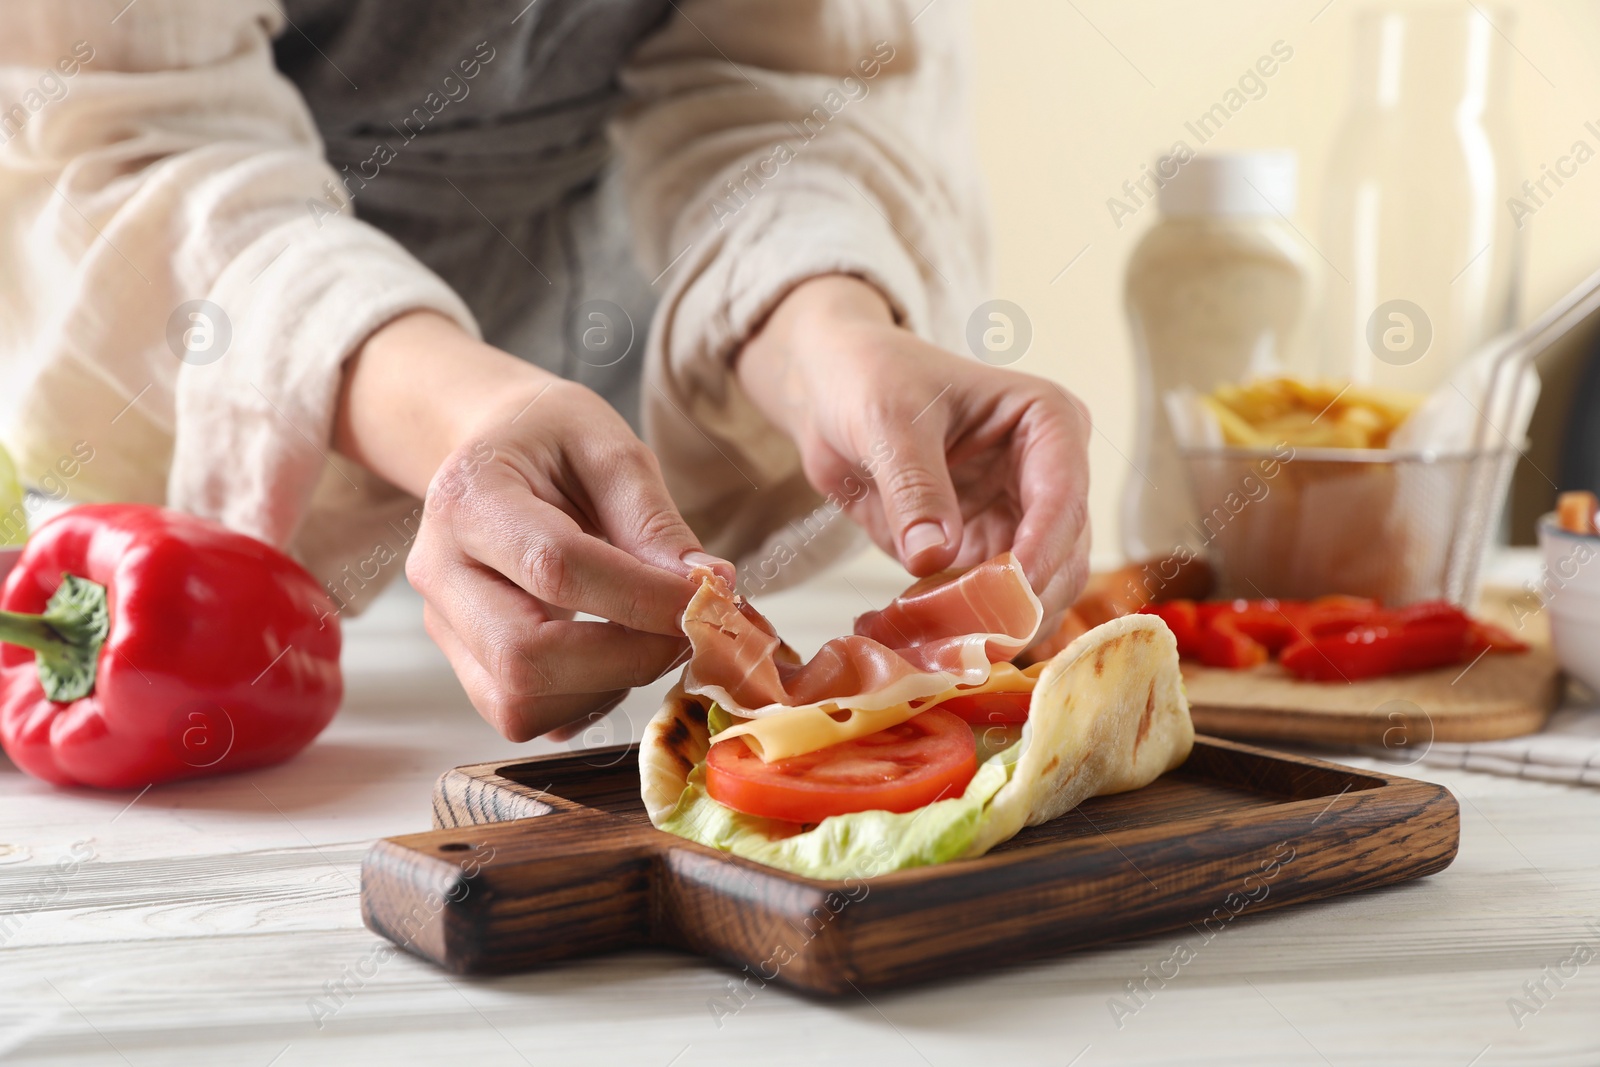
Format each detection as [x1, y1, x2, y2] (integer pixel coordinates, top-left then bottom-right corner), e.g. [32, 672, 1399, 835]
[662, 712, 689, 747]
[1093, 632, 1136, 677]
[1043, 754, 1060, 774]
[660, 715, 694, 774]
[1134, 679, 1157, 753]
[658, 698, 709, 775]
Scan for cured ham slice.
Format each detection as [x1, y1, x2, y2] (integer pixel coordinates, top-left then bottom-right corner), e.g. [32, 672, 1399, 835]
[681, 552, 1044, 717]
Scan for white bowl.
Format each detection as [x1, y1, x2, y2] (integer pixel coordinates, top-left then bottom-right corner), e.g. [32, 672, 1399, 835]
[1537, 514, 1600, 694]
[0, 546, 20, 588]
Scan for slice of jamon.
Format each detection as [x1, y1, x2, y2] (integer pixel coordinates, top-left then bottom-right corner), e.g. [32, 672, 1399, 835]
[681, 552, 1043, 717]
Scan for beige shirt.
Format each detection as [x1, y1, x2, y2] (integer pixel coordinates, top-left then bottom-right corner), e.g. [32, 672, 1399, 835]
[0, 0, 988, 609]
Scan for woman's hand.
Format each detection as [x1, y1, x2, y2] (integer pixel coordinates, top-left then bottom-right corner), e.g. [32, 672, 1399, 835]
[335, 312, 730, 741]
[736, 275, 1092, 621]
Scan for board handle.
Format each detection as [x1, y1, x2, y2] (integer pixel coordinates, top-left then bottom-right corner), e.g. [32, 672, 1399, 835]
[360, 810, 660, 974]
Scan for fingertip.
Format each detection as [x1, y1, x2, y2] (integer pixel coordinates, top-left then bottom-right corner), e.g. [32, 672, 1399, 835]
[680, 549, 736, 586]
[900, 519, 958, 576]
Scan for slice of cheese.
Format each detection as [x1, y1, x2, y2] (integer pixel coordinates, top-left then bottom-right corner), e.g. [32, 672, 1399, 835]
[712, 660, 1046, 762]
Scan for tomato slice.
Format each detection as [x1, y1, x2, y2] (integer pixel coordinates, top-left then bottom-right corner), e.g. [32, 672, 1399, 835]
[705, 708, 978, 823]
[938, 690, 1032, 725]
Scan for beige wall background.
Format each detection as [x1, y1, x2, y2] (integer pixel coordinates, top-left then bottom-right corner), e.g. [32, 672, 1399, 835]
[967, 0, 1600, 562]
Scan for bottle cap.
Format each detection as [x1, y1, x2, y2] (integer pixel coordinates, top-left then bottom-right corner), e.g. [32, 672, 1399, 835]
[1157, 151, 1297, 217]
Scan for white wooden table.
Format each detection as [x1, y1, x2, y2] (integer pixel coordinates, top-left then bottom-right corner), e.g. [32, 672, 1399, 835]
[2, 549, 1597, 1066]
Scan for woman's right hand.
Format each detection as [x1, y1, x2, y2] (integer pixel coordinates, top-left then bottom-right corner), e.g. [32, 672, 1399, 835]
[336, 312, 731, 741]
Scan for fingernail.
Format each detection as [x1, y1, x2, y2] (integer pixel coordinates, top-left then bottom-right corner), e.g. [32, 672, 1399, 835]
[681, 550, 735, 583]
[902, 520, 946, 560]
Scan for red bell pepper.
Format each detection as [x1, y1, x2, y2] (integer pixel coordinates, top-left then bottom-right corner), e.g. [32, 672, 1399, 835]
[0, 505, 341, 789]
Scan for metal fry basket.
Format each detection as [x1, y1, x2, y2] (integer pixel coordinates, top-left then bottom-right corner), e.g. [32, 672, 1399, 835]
[1181, 266, 1600, 607]
[1183, 446, 1519, 605]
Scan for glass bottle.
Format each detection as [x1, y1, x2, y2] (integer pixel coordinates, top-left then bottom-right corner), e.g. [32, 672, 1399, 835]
[1121, 152, 1312, 561]
[1319, 4, 1523, 394]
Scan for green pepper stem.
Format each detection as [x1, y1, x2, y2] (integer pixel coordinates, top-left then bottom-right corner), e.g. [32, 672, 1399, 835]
[0, 573, 110, 702]
[0, 609, 81, 656]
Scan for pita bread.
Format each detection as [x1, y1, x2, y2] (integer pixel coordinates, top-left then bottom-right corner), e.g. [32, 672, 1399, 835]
[962, 613, 1194, 855]
[640, 614, 1193, 871]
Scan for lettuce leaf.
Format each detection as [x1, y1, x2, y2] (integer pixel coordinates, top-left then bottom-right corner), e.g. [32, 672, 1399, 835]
[657, 729, 1023, 880]
[706, 703, 738, 737]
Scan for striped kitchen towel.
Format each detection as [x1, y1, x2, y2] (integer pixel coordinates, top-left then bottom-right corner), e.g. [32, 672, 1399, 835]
[1368, 701, 1600, 786]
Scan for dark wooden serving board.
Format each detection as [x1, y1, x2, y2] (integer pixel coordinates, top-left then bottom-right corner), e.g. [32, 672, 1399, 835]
[360, 737, 1458, 996]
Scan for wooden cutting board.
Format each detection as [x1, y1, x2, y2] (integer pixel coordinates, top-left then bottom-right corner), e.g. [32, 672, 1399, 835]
[359, 737, 1458, 995]
[1184, 648, 1562, 748]
[1177, 583, 1562, 747]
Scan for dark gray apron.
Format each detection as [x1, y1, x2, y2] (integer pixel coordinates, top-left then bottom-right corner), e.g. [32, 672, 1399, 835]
[274, 0, 674, 430]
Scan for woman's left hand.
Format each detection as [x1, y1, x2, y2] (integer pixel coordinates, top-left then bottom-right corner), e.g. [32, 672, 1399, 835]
[736, 274, 1093, 622]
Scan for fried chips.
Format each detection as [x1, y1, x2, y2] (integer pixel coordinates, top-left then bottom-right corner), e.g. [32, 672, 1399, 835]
[1202, 377, 1422, 450]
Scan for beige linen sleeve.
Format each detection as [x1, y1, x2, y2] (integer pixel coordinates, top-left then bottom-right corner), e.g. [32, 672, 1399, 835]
[615, 0, 991, 591]
[0, 0, 477, 612]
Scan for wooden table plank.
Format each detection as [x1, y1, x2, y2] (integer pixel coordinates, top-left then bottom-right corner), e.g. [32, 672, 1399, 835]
[2, 549, 1597, 1065]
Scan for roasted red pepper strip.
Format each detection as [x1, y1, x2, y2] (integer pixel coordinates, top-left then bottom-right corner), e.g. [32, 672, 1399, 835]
[1197, 615, 1269, 669]
[1198, 598, 1302, 654]
[1140, 594, 1521, 682]
[1468, 619, 1529, 654]
[1285, 595, 1381, 637]
[1279, 608, 1472, 682]
[1140, 601, 1204, 659]
[0, 505, 341, 789]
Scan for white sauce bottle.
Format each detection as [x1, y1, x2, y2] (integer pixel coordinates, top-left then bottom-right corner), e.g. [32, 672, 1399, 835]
[1120, 152, 1311, 561]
